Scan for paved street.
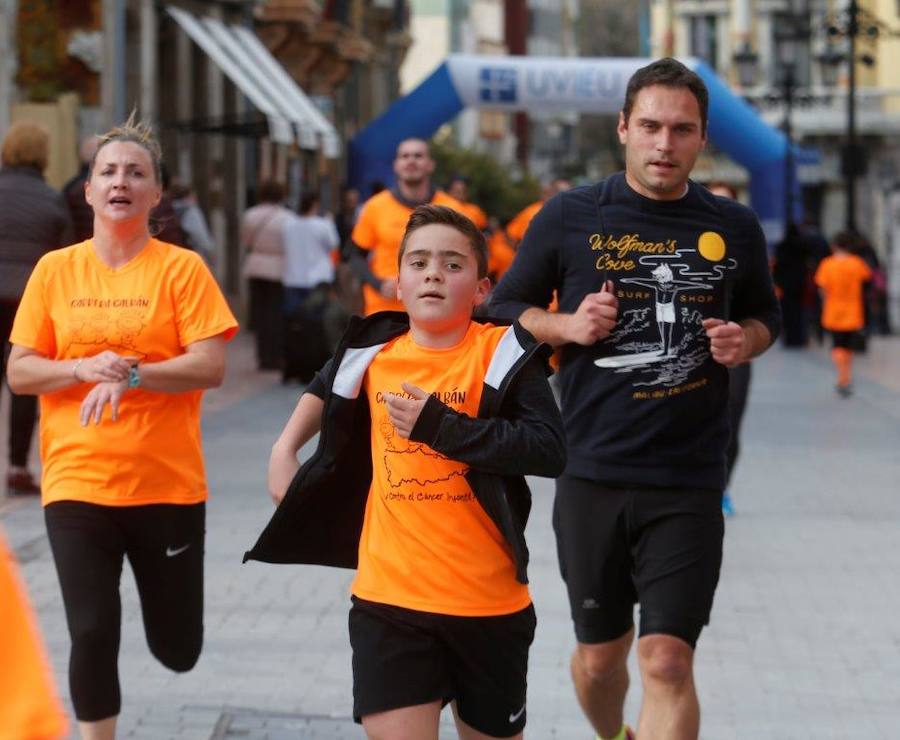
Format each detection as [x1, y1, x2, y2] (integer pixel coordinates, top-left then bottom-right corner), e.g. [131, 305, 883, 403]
[3, 332, 900, 739]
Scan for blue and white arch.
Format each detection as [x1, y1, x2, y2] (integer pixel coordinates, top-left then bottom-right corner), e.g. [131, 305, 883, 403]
[349, 55, 818, 244]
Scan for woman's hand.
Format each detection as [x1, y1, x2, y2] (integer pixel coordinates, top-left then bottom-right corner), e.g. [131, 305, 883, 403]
[80, 379, 128, 426]
[76, 351, 132, 383]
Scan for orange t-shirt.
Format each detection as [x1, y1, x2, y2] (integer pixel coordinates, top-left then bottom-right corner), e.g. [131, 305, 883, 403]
[351, 189, 466, 315]
[0, 529, 68, 740]
[10, 239, 239, 507]
[506, 200, 543, 243]
[352, 322, 532, 616]
[488, 230, 516, 283]
[814, 254, 872, 331]
[458, 201, 488, 230]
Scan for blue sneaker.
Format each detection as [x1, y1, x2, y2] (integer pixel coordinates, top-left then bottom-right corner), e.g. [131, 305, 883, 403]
[721, 491, 735, 517]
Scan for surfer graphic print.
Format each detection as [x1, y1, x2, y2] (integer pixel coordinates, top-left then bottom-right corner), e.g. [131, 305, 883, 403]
[594, 228, 729, 389]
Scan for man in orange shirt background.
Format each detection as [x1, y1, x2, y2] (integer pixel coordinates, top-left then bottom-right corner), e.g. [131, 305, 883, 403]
[814, 231, 872, 397]
[350, 139, 465, 315]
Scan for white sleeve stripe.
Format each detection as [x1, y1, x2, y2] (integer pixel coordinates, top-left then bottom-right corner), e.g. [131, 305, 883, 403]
[484, 326, 526, 390]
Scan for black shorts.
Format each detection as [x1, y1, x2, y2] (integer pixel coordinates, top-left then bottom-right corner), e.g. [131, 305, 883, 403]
[553, 476, 723, 649]
[831, 331, 856, 350]
[348, 597, 536, 737]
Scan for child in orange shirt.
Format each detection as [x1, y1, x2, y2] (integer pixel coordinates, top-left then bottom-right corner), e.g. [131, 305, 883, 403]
[247, 205, 565, 739]
[814, 231, 872, 396]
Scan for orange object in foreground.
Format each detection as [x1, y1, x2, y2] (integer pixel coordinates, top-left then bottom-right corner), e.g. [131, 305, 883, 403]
[0, 528, 68, 739]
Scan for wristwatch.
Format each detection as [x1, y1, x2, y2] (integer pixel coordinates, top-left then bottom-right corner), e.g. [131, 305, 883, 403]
[127, 364, 141, 389]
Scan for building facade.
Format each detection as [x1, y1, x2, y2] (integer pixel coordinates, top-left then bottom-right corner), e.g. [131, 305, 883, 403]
[0, 0, 411, 300]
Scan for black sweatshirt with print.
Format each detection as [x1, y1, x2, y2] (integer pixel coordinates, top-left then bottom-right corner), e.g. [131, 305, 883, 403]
[490, 173, 781, 491]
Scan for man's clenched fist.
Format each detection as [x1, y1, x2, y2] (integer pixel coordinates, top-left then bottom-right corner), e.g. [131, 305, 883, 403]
[565, 280, 618, 345]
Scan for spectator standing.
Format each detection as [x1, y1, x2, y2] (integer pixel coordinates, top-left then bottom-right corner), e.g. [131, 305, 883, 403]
[282, 192, 340, 315]
[0, 122, 73, 496]
[241, 180, 292, 370]
[62, 135, 99, 242]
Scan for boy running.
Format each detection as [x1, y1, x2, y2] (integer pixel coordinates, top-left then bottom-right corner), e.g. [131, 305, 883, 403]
[245, 204, 566, 740]
[814, 231, 872, 397]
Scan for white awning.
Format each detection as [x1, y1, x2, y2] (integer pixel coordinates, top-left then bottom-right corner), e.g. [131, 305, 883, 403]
[166, 6, 340, 157]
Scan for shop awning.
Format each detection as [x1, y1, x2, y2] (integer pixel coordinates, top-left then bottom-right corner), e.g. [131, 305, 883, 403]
[165, 6, 340, 157]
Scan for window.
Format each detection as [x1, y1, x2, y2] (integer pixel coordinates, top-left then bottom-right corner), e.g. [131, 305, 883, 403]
[688, 14, 718, 70]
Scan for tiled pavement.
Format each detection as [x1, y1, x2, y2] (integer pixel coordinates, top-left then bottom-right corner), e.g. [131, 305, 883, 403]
[3, 333, 900, 739]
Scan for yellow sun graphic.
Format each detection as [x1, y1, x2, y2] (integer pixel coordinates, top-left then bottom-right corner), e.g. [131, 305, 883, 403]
[697, 231, 726, 262]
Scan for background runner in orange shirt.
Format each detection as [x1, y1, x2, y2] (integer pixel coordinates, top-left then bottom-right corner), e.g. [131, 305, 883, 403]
[0, 526, 68, 740]
[814, 230, 872, 397]
[446, 175, 488, 231]
[350, 138, 465, 315]
[8, 116, 238, 740]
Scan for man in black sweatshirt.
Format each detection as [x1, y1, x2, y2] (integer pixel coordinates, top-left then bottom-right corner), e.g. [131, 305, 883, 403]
[490, 58, 781, 740]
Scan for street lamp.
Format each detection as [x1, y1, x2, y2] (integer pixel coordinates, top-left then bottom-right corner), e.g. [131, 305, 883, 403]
[733, 5, 812, 236]
[818, 0, 899, 233]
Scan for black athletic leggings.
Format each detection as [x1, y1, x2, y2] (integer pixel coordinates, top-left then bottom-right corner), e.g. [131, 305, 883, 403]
[44, 500, 205, 722]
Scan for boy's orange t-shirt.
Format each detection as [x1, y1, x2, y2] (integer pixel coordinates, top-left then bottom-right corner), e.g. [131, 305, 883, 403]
[351, 189, 465, 315]
[352, 322, 532, 617]
[10, 239, 238, 507]
[814, 254, 872, 331]
[0, 529, 68, 740]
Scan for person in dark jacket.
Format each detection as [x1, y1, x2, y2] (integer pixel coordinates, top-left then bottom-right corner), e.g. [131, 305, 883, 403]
[61, 135, 99, 243]
[247, 205, 565, 740]
[0, 121, 73, 496]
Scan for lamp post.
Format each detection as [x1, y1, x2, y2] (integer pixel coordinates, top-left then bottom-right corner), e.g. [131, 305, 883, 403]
[820, 0, 886, 233]
[733, 7, 810, 237]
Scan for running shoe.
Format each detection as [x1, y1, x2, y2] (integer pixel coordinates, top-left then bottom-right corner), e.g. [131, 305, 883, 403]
[721, 491, 735, 517]
[6, 469, 40, 496]
[596, 726, 635, 740]
[836, 384, 853, 398]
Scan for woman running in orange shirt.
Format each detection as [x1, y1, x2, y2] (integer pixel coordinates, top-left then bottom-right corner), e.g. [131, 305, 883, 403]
[7, 115, 238, 740]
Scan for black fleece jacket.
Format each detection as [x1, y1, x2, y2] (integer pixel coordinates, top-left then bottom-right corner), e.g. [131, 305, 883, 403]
[244, 312, 566, 584]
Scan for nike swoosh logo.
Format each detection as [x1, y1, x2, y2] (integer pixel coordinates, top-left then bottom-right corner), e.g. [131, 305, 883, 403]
[165, 544, 191, 558]
[508, 703, 526, 723]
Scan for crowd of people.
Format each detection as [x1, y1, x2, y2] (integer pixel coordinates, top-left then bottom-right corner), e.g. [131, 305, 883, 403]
[0, 56, 888, 740]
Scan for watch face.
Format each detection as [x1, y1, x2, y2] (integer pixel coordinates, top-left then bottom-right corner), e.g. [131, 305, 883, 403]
[128, 366, 140, 389]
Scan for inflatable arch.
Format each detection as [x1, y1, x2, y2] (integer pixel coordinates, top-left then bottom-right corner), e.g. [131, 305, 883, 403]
[349, 55, 818, 243]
